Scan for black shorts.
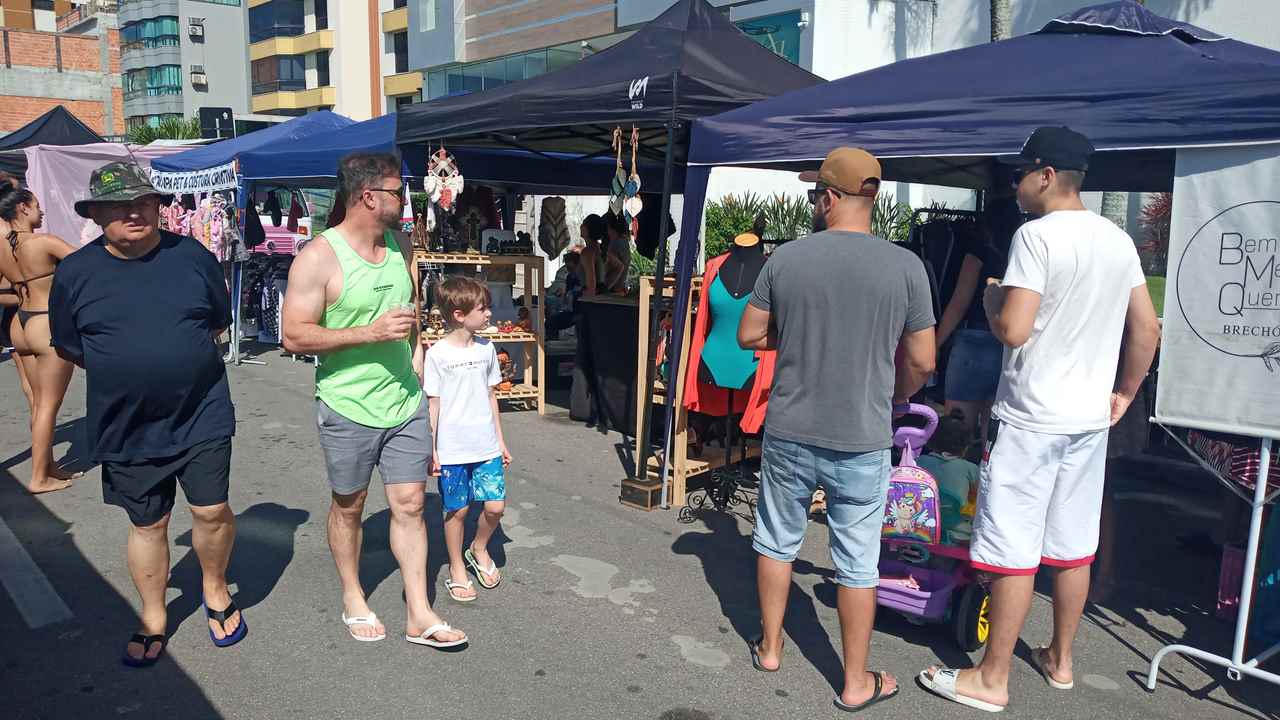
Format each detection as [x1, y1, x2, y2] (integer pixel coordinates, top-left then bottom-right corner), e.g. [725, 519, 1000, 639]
[102, 437, 232, 527]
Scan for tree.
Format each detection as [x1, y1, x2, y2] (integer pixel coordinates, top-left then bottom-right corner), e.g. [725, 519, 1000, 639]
[127, 116, 201, 145]
[990, 0, 1011, 41]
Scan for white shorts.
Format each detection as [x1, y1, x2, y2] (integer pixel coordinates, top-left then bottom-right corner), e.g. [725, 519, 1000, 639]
[969, 422, 1109, 575]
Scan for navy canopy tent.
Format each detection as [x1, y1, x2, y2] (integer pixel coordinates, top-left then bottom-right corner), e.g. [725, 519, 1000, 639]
[150, 111, 353, 193]
[394, 0, 819, 159]
[239, 113, 684, 195]
[662, 1, 1280, 502]
[685, 1, 1280, 193]
[0, 106, 106, 177]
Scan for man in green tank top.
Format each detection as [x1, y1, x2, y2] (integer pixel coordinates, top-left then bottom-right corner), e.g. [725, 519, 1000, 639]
[283, 152, 466, 649]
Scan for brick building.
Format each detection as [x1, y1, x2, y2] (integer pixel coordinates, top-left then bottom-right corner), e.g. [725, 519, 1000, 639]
[0, 3, 122, 138]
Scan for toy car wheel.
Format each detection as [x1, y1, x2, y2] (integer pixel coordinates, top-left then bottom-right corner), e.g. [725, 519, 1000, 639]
[953, 583, 991, 652]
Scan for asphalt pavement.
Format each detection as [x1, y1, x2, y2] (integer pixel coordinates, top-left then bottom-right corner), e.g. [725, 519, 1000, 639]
[0, 351, 1276, 720]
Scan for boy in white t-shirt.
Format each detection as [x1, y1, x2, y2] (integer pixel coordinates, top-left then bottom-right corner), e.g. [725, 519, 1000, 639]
[920, 127, 1160, 713]
[424, 276, 511, 603]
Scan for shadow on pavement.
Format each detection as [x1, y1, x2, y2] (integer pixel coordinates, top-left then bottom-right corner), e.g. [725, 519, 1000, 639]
[358, 491, 515, 608]
[671, 510, 847, 694]
[0, 469, 224, 720]
[1079, 457, 1280, 719]
[0, 417, 94, 476]
[168, 502, 310, 634]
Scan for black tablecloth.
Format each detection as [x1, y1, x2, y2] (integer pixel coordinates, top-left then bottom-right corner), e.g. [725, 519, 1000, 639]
[576, 298, 640, 436]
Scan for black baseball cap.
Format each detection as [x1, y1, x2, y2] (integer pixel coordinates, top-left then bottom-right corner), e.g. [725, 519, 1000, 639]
[998, 126, 1095, 172]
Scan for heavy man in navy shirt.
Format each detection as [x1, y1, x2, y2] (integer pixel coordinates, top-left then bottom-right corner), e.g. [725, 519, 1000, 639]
[50, 162, 245, 667]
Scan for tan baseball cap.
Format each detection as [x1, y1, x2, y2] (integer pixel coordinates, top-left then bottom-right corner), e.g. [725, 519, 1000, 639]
[799, 147, 882, 197]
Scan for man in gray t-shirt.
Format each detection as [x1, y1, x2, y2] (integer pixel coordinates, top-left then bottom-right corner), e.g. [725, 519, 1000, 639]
[738, 147, 935, 712]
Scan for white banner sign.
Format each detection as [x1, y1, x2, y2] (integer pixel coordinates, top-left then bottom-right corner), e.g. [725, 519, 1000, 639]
[1156, 145, 1280, 439]
[148, 161, 238, 194]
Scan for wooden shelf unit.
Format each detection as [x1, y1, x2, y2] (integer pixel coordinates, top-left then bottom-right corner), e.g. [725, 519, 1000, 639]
[621, 275, 706, 511]
[414, 251, 545, 415]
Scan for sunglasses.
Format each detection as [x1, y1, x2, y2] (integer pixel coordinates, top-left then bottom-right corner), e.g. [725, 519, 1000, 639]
[1010, 167, 1047, 187]
[807, 185, 845, 205]
[369, 186, 406, 201]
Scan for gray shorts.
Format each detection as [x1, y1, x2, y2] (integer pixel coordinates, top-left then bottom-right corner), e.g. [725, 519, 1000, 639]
[316, 395, 432, 495]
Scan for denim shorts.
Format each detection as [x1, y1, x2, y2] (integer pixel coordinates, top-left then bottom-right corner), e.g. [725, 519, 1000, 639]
[439, 456, 506, 512]
[945, 329, 1004, 403]
[753, 433, 891, 589]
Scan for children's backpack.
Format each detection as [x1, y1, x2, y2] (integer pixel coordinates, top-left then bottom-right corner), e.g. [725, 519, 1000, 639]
[883, 404, 942, 545]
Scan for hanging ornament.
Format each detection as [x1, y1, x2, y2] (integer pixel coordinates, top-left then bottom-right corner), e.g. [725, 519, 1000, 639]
[624, 126, 644, 221]
[427, 143, 464, 212]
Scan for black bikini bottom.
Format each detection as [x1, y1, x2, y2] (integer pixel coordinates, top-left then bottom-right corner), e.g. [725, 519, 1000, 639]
[17, 308, 47, 327]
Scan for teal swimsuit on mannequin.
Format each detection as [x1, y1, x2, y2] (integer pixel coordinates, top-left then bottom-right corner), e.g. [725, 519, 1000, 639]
[700, 273, 759, 390]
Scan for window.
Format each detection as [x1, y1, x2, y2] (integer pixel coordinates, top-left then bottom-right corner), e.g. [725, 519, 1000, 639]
[482, 59, 505, 90]
[427, 69, 446, 99]
[393, 32, 408, 74]
[316, 51, 330, 87]
[395, 95, 415, 110]
[249, 0, 305, 43]
[735, 10, 802, 66]
[252, 55, 306, 94]
[124, 66, 182, 99]
[189, 0, 241, 6]
[121, 16, 180, 53]
[394, 0, 408, 8]
[315, 0, 328, 31]
[418, 0, 435, 32]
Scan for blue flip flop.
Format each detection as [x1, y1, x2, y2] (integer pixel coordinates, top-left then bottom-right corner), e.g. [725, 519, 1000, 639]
[203, 596, 247, 648]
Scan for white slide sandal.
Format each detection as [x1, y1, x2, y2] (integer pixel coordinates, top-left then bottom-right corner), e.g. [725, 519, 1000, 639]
[1032, 648, 1075, 690]
[341, 612, 386, 642]
[918, 668, 1006, 713]
[405, 623, 468, 649]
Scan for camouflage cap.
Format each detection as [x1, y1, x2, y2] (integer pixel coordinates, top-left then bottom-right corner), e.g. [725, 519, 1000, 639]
[74, 161, 171, 218]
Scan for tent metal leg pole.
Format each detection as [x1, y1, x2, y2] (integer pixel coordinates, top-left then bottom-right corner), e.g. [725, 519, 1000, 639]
[1147, 438, 1276, 691]
[227, 260, 266, 367]
[640, 122, 678, 498]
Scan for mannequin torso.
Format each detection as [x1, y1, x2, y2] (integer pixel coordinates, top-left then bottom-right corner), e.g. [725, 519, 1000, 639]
[698, 241, 766, 390]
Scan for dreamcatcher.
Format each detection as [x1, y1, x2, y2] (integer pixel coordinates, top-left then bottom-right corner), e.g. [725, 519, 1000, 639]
[425, 143, 465, 212]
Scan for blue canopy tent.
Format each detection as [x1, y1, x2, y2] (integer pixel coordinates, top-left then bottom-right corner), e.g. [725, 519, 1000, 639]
[148, 111, 354, 365]
[668, 0, 1280, 417]
[149, 110, 353, 193]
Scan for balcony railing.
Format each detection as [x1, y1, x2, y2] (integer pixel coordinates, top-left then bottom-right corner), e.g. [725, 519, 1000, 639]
[252, 80, 307, 96]
[57, 0, 119, 31]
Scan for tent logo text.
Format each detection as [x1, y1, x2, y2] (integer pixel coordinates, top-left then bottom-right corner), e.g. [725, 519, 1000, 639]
[630, 76, 649, 110]
[1176, 200, 1280, 371]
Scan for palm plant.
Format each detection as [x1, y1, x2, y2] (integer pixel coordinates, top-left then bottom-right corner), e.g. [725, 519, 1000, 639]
[871, 194, 916, 243]
[127, 116, 201, 145]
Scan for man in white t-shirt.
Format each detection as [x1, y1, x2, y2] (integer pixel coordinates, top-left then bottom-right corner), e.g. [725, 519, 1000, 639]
[920, 127, 1160, 712]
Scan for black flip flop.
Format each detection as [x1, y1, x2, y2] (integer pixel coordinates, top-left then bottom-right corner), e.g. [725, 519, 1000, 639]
[121, 633, 167, 668]
[749, 635, 783, 672]
[834, 671, 900, 713]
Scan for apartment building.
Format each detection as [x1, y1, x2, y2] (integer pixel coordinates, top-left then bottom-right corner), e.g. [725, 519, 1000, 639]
[248, 0, 382, 120]
[118, 0, 250, 130]
[0, 0, 73, 31]
[0, 1, 122, 136]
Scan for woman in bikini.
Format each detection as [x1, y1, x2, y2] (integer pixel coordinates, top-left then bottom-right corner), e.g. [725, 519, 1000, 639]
[0, 183, 79, 494]
[0, 175, 34, 422]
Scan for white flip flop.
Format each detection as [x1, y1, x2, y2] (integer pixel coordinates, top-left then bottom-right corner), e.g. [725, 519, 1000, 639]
[341, 611, 386, 642]
[917, 668, 1005, 713]
[1031, 648, 1075, 690]
[445, 578, 476, 602]
[406, 623, 468, 649]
